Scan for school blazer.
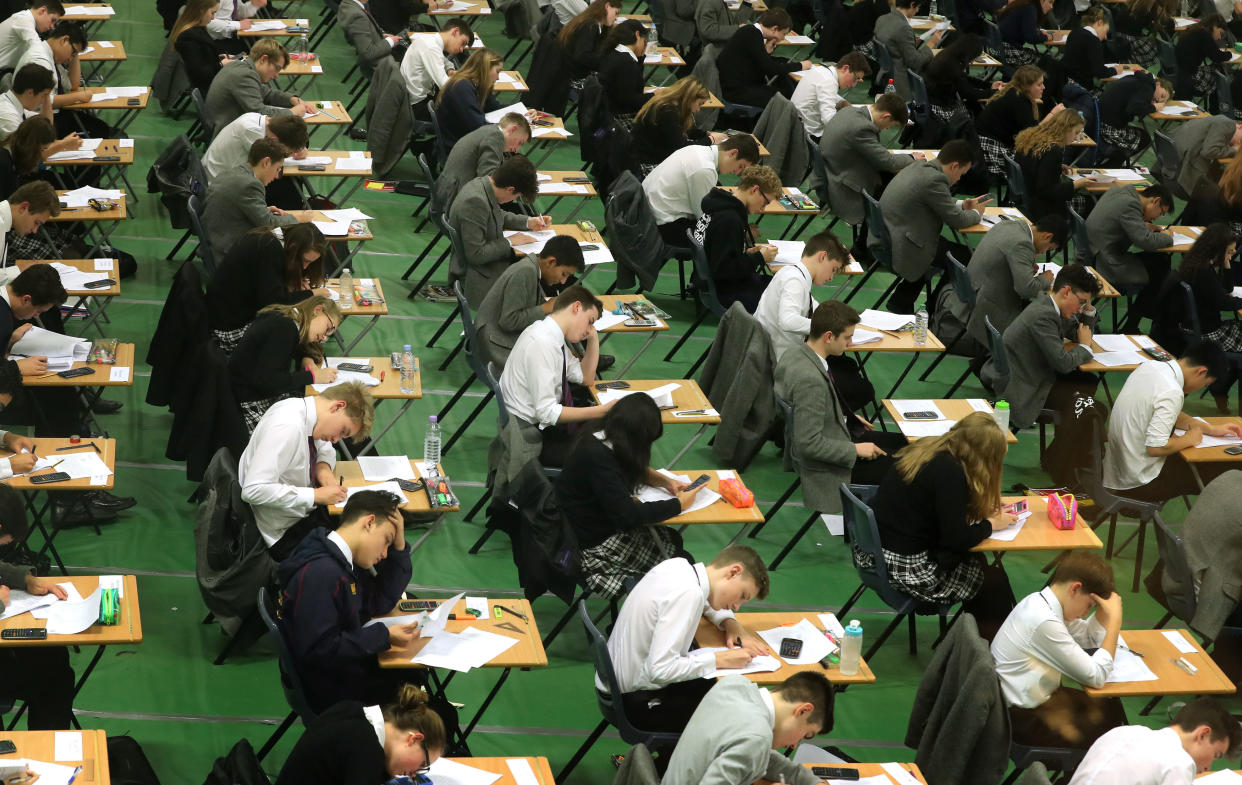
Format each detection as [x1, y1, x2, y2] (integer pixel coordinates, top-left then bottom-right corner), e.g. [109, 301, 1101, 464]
[200, 164, 298, 258]
[874, 160, 980, 282]
[473, 254, 544, 368]
[996, 294, 1091, 430]
[1083, 186, 1173, 286]
[874, 8, 932, 96]
[820, 105, 913, 225]
[1172, 114, 1236, 198]
[338, 0, 393, 75]
[434, 123, 506, 212]
[204, 58, 294, 134]
[773, 342, 855, 514]
[965, 219, 1049, 346]
[1163, 469, 1242, 641]
[447, 175, 531, 306]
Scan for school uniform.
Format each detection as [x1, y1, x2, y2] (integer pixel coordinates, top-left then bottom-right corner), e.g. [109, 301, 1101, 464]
[1084, 186, 1173, 322]
[205, 231, 313, 350]
[790, 65, 843, 139]
[716, 23, 800, 106]
[1068, 725, 1196, 785]
[447, 174, 531, 306]
[497, 315, 583, 465]
[173, 25, 222, 95]
[1015, 144, 1075, 219]
[276, 527, 413, 713]
[204, 58, 296, 135]
[819, 105, 913, 227]
[200, 164, 299, 258]
[400, 32, 451, 105]
[693, 187, 768, 313]
[0, 559, 74, 729]
[0, 90, 34, 142]
[1097, 71, 1158, 162]
[1103, 359, 1199, 501]
[434, 79, 498, 164]
[274, 701, 389, 785]
[228, 312, 315, 431]
[1063, 27, 1112, 89]
[874, 7, 932, 97]
[630, 103, 711, 171]
[597, 45, 647, 119]
[473, 254, 545, 368]
[0, 9, 38, 72]
[642, 143, 719, 247]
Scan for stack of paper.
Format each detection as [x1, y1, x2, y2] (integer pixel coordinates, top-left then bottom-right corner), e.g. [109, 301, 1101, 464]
[247, 19, 289, 30]
[10, 326, 90, 372]
[46, 262, 107, 290]
[851, 327, 883, 345]
[1161, 103, 1200, 115]
[538, 182, 588, 194]
[357, 455, 419, 481]
[580, 243, 614, 265]
[899, 420, 955, 438]
[285, 155, 332, 166]
[1091, 334, 1136, 353]
[60, 186, 122, 208]
[985, 510, 1032, 542]
[334, 151, 372, 171]
[633, 468, 721, 513]
[43, 451, 112, 481]
[891, 399, 947, 420]
[1090, 350, 1147, 367]
[318, 208, 373, 222]
[42, 588, 101, 635]
[413, 626, 521, 671]
[485, 102, 527, 123]
[1107, 636, 1158, 682]
[768, 239, 804, 267]
[596, 382, 679, 408]
[757, 618, 836, 664]
[531, 126, 571, 138]
[643, 52, 663, 63]
[705, 647, 782, 677]
[504, 228, 556, 251]
[3, 759, 79, 785]
[1169, 228, 1202, 245]
[53, 732, 82, 762]
[0, 589, 59, 620]
[88, 86, 147, 103]
[1036, 261, 1061, 277]
[45, 150, 95, 161]
[859, 309, 914, 331]
[311, 357, 382, 392]
[342, 481, 409, 505]
[426, 757, 503, 785]
[495, 71, 519, 84]
[65, 3, 115, 13]
[593, 310, 630, 331]
[784, 34, 815, 44]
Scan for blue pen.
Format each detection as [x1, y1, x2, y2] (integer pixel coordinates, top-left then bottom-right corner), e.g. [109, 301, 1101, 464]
[67, 766, 83, 785]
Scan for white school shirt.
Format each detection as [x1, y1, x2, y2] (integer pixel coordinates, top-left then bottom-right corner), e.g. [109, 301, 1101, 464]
[498, 315, 582, 429]
[202, 112, 266, 180]
[551, 0, 588, 24]
[0, 11, 37, 72]
[790, 65, 842, 138]
[990, 586, 1112, 708]
[1102, 360, 1184, 491]
[1067, 726, 1195, 785]
[208, 0, 262, 38]
[600, 558, 736, 693]
[401, 33, 452, 103]
[755, 260, 817, 361]
[0, 90, 33, 141]
[0, 200, 13, 271]
[642, 144, 719, 226]
[362, 704, 387, 748]
[238, 396, 337, 546]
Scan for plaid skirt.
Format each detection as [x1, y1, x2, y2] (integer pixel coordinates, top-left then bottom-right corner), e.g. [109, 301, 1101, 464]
[240, 393, 292, 434]
[979, 135, 1010, 176]
[212, 326, 248, 356]
[580, 525, 682, 599]
[854, 545, 986, 604]
[1100, 123, 1147, 157]
[612, 113, 635, 132]
[1127, 35, 1158, 66]
[1001, 43, 1040, 67]
[1205, 321, 1242, 352]
[1191, 64, 1214, 97]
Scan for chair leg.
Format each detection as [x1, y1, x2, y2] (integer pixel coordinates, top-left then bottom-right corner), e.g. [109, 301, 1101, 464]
[907, 611, 918, 654]
[767, 511, 819, 571]
[426, 305, 461, 348]
[256, 711, 297, 762]
[440, 391, 494, 456]
[836, 584, 866, 618]
[864, 612, 907, 660]
[1152, 610, 1173, 629]
[663, 309, 706, 362]
[438, 337, 465, 371]
[541, 593, 589, 648]
[749, 479, 800, 540]
[1131, 518, 1149, 594]
[685, 344, 711, 379]
[556, 719, 609, 782]
[945, 365, 972, 397]
[467, 525, 497, 555]
[464, 487, 491, 522]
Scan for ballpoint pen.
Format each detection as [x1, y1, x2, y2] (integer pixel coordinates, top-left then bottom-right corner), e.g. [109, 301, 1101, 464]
[496, 604, 528, 621]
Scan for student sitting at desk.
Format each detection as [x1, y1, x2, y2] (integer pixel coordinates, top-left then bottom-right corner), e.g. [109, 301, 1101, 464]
[643, 133, 760, 248]
[560, 0, 620, 85]
[172, 0, 231, 96]
[447, 154, 551, 307]
[991, 551, 1126, 748]
[0, 2, 61, 74]
[663, 672, 834, 785]
[873, 139, 987, 315]
[754, 231, 847, 361]
[0, 179, 58, 271]
[0, 263, 64, 376]
[474, 234, 584, 368]
[1171, 226, 1242, 410]
[229, 296, 343, 433]
[556, 395, 701, 599]
[0, 117, 56, 198]
[716, 8, 811, 107]
[976, 66, 1060, 158]
[401, 19, 473, 118]
[872, 412, 1016, 634]
[0, 63, 53, 142]
[204, 40, 311, 134]
[1068, 698, 1240, 785]
[631, 76, 725, 175]
[277, 489, 417, 714]
[207, 0, 265, 56]
[596, 20, 649, 125]
[774, 300, 908, 502]
[239, 382, 375, 559]
[1063, 8, 1123, 90]
[922, 34, 1004, 118]
[206, 224, 330, 354]
[14, 21, 87, 119]
[695, 0, 755, 51]
[790, 52, 869, 142]
[203, 113, 310, 210]
[274, 684, 445, 785]
[694, 163, 783, 312]
[1171, 114, 1242, 199]
[1103, 340, 1241, 502]
[874, 0, 941, 97]
[434, 112, 531, 212]
[996, 0, 1053, 66]
[1014, 110, 1090, 220]
[434, 47, 503, 163]
[1098, 71, 1170, 166]
[337, 0, 407, 82]
[962, 214, 1064, 351]
[497, 286, 612, 466]
[603, 546, 770, 737]
[1173, 15, 1231, 101]
[201, 137, 304, 258]
[1084, 183, 1174, 329]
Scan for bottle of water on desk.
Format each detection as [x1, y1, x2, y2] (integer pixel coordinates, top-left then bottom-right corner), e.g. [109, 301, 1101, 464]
[424, 415, 441, 476]
[840, 620, 863, 676]
[339, 267, 354, 311]
[291, 32, 310, 61]
[400, 344, 416, 394]
[647, 23, 658, 55]
[993, 400, 1010, 432]
[885, 78, 896, 94]
[914, 308, 928, 345]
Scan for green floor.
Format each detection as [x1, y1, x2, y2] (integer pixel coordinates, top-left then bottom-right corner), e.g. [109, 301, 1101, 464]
[37, 4, 1233, 783]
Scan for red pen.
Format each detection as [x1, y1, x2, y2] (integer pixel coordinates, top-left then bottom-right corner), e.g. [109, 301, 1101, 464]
[380, 370, 386, 382]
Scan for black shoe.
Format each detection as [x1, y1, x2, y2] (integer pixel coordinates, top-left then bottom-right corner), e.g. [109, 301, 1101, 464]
[90, 398, 122, 414]
[596, 354, 616, 373]
[347, 127, 368, 141]
[51, 500, 117, 529]
[82, 490, 137, 512]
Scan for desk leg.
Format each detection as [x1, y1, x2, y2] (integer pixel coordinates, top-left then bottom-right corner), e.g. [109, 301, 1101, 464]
[613, 332, 658, 378]
[664, 423, 708, 467]
[1190, 462, 1205, 492]
[459, 666, 514, 741]
[342, 314, 381, 354]
[319, 125, 346, 150]
[350, 397, 416, 457]
[882, 354, 922, 400]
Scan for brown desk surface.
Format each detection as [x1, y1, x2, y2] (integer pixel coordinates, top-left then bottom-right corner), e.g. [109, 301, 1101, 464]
[883, 398, 1017, 443]
[847, 329, 946, 353]
[24, 344, 134, 388]
[330, 459, 457, 514]
[761, 763, 929, 785]
[591, 379, 722, 424]
[430, 1, 492, 14]
[280, 53, 324, 75]
[1179, 416, 1242, 464]
[378, 598, 546, 668]
[529, 115, 572, 140]
[304, 101, 352, 125]
[81, 40, 126, 61]
[0, 574, 141, 646]
[286, 215, 374, 241]
[646, 84, 724, 108]
[16, 259, 120, 297]
[1069, 132, 1097, 147]
[644, 46, 685, 67]
[1072, 168, 1151, 192]
[538, 170, 598, 197]
[972, 495, 1103, 552]
[598, 294, 669, 334]
[722, 186, 818, 215]
[0, 730, 109, 785]
[661, 469, 763, 525]
[1150, 101, 1210, 121]
[329, 277, 388, 316]
[1087, 266, 1120, 298]
[495, 70, 529, 92]
[51, 191, 126, 222]
[1045, 29, 1068, 44]
[283, 150, 373, 176]
[303, 356, 421, 399]
[46, 139, 133, 168]
[437, 758, 555, 785]
[1084, 628, 1235, 698]
[64, 86, 149, 111]
[696, 612, 876, 685]
[238, 18, 306, 35]
[1162, 225, 1206, 253]
[1, 438, 115, 490]
[908, 15, 950, 29]
[1075, 334, 1163, 373]
[960, 207, 1032, 234]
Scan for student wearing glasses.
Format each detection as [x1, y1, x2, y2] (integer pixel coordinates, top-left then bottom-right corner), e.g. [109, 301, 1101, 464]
[694, 164, 784, 312]
[228, 296, 343, 434]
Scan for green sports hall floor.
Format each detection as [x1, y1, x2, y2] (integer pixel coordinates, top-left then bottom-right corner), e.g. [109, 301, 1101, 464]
[45, 4, 1236, 782]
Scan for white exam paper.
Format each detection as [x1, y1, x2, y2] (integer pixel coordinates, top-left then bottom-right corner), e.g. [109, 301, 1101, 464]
[1162, 629, 1197, 653]
[44, 588, 100, 635]
[1091, 334, 1136, 353]
[426, 757, 503, 785]
[53, 732, 82, 762]
[357, 456, 418, 482]
[342, 482, 408, 505]
[891, 400, 947, 420]
[757, 618, 834, 665]
[858, 309, 914, 331]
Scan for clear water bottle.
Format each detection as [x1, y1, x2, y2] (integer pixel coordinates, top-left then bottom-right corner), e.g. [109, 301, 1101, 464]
[423, 415, 441, 476]
[914, 308, 928, 345]
[291, 31, 310, 61]
[338, 267, 354, 311]
[884, 78, 896, 94]
[400, 344, 416, 394]
[930, 0, 939, 15]
[646, 23, 658, 55]
[993, 400, 1010, 432]
[840, 620, 863, 676]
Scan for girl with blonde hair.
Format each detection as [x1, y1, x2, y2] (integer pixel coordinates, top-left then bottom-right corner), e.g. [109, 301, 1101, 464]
[172, 0, 232, 94]
[631, 76, 726, 171]
[1014, 109, 1091, 219]
[436, 48, 504, 159]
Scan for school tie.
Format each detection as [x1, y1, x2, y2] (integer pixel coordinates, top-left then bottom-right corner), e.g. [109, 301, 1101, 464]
[308, 436, 318, 487]
[560, 347, 573, 407]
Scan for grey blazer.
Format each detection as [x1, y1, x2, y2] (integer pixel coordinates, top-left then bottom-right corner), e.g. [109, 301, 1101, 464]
[435, 123, 506, 212]
[204, 58, 293, 135]
[338, 0, 393, 76]
[995, 295, 1090, 430]
[661, 0, 699, 48]
[695, 0, 754, 47]
[448, 175, 531, 306]
[773, 342, 855, 514]
[875, 160, 980, 282]
[662, 676, 819, 785]
[820, 105, 912, 226]
[1173, 114, 1236, 197]
[875, 8, 931, 96]
[1172, 470, 1242, 640]
[474, 254, 544, 368]
[200, 164, 298, 258]
[965, 219, 1049, 346]
[1083, 185, 1173, 290]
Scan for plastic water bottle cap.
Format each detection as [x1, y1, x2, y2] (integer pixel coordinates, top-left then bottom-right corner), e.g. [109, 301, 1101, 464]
[996, 401, 1010, 410]
[848, 620, 861, 630]
[403, 344, 412, 351]
[429, 415, 438, 423]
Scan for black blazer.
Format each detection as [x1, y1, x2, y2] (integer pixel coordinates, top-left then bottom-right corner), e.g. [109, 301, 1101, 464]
[227, 311, 314, 403]
[1174, 27, 1230, 99]
[630, 103, 710, 166]
[597, 48, 647, 115]
[1062, 27, 1112, 88]
[435, 79, 501, 162]
[717, 24, 799, 95]
[1098, 70, 1157, 127]
[274, 702, 387, 785]
[1017, 144, 1075, 219]
[206, 232, 313, 333]
[565, 22, 606, 79]
[976, 88, 1044, 147]
[1185, 262, 1242, 333]
[174, 26, 223, 95]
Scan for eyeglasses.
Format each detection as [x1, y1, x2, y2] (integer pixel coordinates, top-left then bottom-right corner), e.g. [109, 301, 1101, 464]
[324, 315, 337, 337]
[415, 740, 431, 775]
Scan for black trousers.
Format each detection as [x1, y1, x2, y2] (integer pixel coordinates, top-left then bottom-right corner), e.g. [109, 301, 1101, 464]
[269, 506, 332, 562]
[1113, 454, 1202, 504]
[0, 647, 75, 729]
[1121, 252, 1172, 333]
[657, 218, 696, 250]
[887, 238, 969, 315]
[1009, 687, 1127, 749]
[620, 677, 716, 734]
[850, 430, 909, 486]
[716, 274, 768, 314]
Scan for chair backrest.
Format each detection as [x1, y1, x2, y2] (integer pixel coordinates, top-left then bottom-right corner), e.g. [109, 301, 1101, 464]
[1216, 71, 1234, 118]
[579, 599, 624, 728]
[872, 38, 894, 78]
[984, 314, 1009, 388]
[484, 360, 510, 428]
[863, 191, 892, 269]
[186, 192, 218, 278]
[191, 87, 214, 140]
[1155, 36, 1176, 75]
[611, 744, 660, 785]
[1178, 280, 1202, 340]
[685, 227, 727, 317]
[980, 18, 1002, 51]
[839, 484, 908, 601]
[806, 135, 830, 205]
[1002, 151, 1027, 211]
[1153, 130, 1181, 184]
[774, 393, 803, 472]
[1068, 204, 1092, 264]
[440, 213, 469, 290]
[1149, 510, 1199, 624]
[453, 279, 491, 379]
[256, 586, 319, 726]
[419, 152, 444, 217]
[907, 70, 929, 112]
[946, 251, 975, 310]
[1013, 762, 1053, 785]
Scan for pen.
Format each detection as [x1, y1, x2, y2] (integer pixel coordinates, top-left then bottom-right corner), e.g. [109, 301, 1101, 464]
[496, 604, 528, 621]
[318, 110, 341, 121]
[1129, 648, 1144, 658]
[67, 766, 82, 785]
[674, 409, 707, 416]
[56, 442, 100, 454]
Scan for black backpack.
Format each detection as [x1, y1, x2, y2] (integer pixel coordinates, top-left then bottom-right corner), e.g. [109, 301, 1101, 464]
[202, 740, 269, 785]
[108, 736, 162, 785]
